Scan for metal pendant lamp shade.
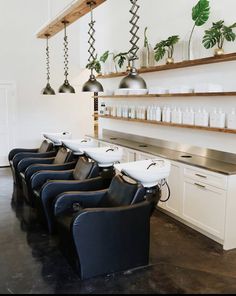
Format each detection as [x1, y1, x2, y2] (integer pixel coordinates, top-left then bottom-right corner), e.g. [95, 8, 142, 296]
[82, 1, 104, 92]
[59, 21, 75, 94]
[119, 0, 147, 90]
[41, 35, 55, 95]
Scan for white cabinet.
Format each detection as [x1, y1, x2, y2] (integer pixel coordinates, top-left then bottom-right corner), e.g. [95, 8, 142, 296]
[182, 178, 226, 239]
[159, 163, 182, 217]
[96, 139, 236, 249]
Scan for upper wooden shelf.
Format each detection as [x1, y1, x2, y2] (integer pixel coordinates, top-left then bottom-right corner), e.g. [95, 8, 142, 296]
[95, 92, 236, 99]
[37, 0, 107, 39]
[97, 52, 236, 79]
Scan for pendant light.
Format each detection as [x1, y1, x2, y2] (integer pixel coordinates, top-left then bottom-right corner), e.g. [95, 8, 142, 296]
[59, 20, 75, 94]
[119, 0, 147, 90]
[82, 1, 104, 92]
[41, 34, 55, 95]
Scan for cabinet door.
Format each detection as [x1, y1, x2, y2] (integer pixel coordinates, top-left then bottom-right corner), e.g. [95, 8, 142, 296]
[136, 152, 156, 161]
[182, 178, 226, 239]
[158, 163, 182, 217]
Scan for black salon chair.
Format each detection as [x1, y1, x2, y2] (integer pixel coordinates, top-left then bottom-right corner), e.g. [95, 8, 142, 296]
[9, 140, 55, 186]
[53, 174, 153, 280]
[30, 157, 113, 233]
[19, 147, 76, 206]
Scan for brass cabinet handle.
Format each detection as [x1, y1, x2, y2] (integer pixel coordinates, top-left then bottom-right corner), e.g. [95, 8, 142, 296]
[194, 183, 206, 189]
[195, 173, 207, 179]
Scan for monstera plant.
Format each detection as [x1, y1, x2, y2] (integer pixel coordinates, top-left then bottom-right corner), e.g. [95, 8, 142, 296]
[154, 35, 180, 64]
[86, 55, 101, 74]
[203, 20, 236, 55]
[188, 0, 210, 59]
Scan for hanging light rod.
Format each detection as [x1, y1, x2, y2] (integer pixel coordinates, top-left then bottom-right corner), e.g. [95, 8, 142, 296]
[119, 0, 147, 90]
[41, 33, 56, 95]
[59, 20, 76, 94]
[82, 0, 104, 92]
[37, 0, 107, 39]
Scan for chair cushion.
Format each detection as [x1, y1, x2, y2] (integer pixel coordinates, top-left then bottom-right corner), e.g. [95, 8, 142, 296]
[53, 147, 70, 165]
[100, 175, 144, 208]
[73, 157, 95, 181]
[38, 140, 53, 153]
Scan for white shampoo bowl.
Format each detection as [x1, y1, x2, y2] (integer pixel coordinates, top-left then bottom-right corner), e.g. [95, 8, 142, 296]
[114, 159, 171, 187]
[62, 138, 97, 155]
[83, 147, 123, 168]
[43, 132, 72, 146]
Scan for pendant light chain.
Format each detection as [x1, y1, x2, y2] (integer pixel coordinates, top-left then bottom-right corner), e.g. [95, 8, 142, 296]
[46, 36, 50, 83]
[63, 22, 69, 83]
[88, 2, 96, 73]
[129, 0, 140, 61]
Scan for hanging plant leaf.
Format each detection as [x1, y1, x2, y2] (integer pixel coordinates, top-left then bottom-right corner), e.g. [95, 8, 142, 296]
[223, 26, 236, 42]
[114, 52, 130, 68]
[192, 0, 210, 27]
[86, 56, 102, 74]
[165, 35, 180, 47]
[100, 51, 110, 63]
[154, 46, 166, 62]
[202, 29, 219, 49]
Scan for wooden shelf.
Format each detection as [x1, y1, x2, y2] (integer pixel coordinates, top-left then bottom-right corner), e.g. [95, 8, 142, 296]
[97, 52, 236, 79]
[98, 115, 236, 135]
[37, 0, 107, 39]
[95, 92, 236, 99]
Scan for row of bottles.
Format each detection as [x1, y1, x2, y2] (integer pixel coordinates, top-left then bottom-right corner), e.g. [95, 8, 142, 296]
[100, 102, 236, 129]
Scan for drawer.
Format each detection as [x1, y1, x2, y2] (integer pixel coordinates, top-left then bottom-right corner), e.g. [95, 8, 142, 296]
[183, 177, 226, 239]
[184, 166, 228, 190]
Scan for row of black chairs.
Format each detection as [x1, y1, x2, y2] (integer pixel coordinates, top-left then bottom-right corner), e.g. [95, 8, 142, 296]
[9, 140, 155, 280]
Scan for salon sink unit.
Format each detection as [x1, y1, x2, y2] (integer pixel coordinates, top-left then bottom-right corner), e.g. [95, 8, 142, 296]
[43, 132, 72, 146]
[115, 159, 171, 188]
[83, 147, 123, 167]
[62, 138, 97, 155]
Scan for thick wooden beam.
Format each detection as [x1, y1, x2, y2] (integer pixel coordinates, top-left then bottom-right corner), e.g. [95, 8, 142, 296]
[37, 0, 107, 39]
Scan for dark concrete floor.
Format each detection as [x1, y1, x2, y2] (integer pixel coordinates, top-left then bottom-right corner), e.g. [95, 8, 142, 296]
[1, 168, 236, 294]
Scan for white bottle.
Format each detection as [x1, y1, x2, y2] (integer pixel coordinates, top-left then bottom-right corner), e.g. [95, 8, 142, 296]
[176, 108, 182, 124]
[130, 106, 136, 119]
[210, 108, 218, 128]
[227, 108, 236, 129]
[155, 106, 161, 122]
[171, 107, 177, 123]
[188, 108, 195, 125]
[202, 108, 209, 127]
[218, 108, 226, 128]
[195, 108, 202, 126]
[147, 106, 150, 120]
[165, 107, 171, 123]
[183, 108, 189, 125]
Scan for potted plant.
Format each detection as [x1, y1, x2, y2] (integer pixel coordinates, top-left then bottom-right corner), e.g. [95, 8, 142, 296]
[140, 27, 155, 68]
[100, 50, 118, 73]
[188, 0, 210, 60]
[203, 20, 236, 56]
[154, 35, 180, 64]
[86, 55, 101, 74]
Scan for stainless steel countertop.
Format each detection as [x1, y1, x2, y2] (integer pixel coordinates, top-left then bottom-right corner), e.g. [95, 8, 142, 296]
[88, 135, 236, 176]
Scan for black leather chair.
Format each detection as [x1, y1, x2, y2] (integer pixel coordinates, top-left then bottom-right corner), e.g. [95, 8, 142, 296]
[9, 140, 55, 186]
[30, 157, 113, 233]
[54, 174, 154, 280]
[19, 147, 76, 206]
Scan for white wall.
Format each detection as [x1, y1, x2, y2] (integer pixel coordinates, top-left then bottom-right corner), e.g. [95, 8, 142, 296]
[0, 0, 93, 149]
[76, 0, 236, 154]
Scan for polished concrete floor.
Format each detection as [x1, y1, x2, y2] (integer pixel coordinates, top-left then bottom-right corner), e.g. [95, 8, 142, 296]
[1, 168, 236, 294]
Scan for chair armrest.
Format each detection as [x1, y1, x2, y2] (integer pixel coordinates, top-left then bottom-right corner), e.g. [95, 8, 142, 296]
[25, 161, 76, 182]
[8, 148, 38, 161]
[54, 190, 107, 216]
[70, 201, 152, 279]
[12, 151, 57, 168]
[39, 177, 108, 233]
[17, 157, 54, 173]
[31, 170, 74, 190]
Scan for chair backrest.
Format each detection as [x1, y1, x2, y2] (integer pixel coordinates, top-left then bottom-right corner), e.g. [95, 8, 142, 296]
[38, 140, 53, 153]
[53, 147, 72, 165]
[100, 175, 146, 207]
[73, 157, 100, 180]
